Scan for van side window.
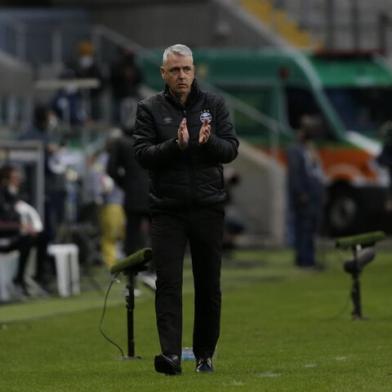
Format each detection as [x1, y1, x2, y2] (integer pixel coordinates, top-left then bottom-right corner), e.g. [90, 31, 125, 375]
[285, 87, 334, 140]
[325, 87, 392, 135]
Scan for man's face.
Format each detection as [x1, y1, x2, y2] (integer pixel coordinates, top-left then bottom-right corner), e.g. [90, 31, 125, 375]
[6, 169, 22, 191]
[161, 53, 195, 98]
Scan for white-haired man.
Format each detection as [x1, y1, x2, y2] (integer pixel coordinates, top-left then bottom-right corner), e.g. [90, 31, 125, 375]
[134, 44, 239, 375]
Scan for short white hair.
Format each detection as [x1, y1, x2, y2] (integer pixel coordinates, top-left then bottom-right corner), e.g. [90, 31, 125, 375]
[162, 44, 193, 64]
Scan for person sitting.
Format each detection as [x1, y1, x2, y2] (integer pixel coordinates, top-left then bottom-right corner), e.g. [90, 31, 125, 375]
[0, 165, 53, 298]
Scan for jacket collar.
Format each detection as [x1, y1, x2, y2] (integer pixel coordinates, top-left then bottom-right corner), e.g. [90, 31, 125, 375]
[163, 79, 202, 108]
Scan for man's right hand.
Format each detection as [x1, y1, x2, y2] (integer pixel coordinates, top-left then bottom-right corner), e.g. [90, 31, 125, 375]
[177, 118, 189, 150]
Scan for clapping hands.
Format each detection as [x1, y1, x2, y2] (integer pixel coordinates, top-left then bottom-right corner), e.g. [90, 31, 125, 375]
[199, 119, 211, 144]
[177, 118, 189, 150]
[177, 118, 211, 150]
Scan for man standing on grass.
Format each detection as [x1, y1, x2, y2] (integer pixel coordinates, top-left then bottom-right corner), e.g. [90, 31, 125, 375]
[134, 44, 239, 375]
[286, 114, 325, 269]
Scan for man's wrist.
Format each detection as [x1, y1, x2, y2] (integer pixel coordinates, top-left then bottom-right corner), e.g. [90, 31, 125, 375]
[176, 138, 187, 150]
[200, 134, 213, 146]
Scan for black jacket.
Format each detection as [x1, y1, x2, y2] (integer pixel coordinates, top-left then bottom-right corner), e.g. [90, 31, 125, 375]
[0, 185, 21, 238]
[286, 142, 324, 216]
[133, 81, 239, 210]
[107, 132, 150, 214]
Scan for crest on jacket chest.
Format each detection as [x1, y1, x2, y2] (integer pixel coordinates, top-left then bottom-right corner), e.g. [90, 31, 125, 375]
[200, 109, 212, 124]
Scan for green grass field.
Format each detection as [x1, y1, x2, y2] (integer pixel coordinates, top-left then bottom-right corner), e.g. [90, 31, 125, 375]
[1, 245, 392, 392]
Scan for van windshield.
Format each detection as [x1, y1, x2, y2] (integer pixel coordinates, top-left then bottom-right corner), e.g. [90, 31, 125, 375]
[325, 87, 392, 136]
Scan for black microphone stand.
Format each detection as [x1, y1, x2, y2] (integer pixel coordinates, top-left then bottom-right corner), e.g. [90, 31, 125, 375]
[122, 264, 148, 360]
[349, 246, 362, 320]
[102, 248, 152, 360]
[336, 231, 385, 321]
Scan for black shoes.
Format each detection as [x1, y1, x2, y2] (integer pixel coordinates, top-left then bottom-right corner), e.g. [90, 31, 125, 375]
[154, 353, 214, 374]
[154, 354, 182, 375]
[196, 357, 214, 373]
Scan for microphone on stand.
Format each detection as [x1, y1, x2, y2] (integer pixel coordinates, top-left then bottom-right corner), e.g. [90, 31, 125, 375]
[110, 248, 152, 275]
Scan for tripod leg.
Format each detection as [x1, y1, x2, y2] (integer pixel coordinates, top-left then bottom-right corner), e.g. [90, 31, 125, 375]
[351, 273, 362, 319]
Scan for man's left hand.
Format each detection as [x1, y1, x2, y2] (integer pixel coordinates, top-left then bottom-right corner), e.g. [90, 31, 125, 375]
[199, 119, 211, 144]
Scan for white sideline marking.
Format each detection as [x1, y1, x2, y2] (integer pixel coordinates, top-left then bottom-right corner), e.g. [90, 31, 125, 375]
[257, 371, 281, 378]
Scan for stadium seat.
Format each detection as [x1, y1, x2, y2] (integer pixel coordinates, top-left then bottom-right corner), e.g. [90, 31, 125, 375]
[0, 251, 19, 302]
[48, 244, 80, 298]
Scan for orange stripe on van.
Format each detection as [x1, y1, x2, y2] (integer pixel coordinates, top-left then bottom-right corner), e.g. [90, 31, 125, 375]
[319, 148, 376, 182]
[261, 146, 377, 183]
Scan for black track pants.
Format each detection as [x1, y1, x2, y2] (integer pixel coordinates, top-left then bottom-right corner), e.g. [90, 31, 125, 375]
[152, 206, 224, 359]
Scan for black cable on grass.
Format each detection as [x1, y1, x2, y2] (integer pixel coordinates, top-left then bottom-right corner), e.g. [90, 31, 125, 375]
[99, 273, 125, 358]
[326, 292, 351, 321]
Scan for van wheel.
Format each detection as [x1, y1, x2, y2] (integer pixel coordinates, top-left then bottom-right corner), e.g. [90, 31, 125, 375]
[326, 187, 360, 235]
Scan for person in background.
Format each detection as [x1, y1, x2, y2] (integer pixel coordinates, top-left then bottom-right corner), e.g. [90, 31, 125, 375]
[19, 105, 57, 144]
[286, 114, 325, 269]
[0, 165, 52, 298]
[110, 48, 143, 125]
[71, 40, 105, 121]
[51, 71, 87, 127]
[84, 142, 125, 270]
[19, 105, 67, 243]
[222, 166, 245, 254]
[133, 44, 239, 375]
[106, 126, 153, 289]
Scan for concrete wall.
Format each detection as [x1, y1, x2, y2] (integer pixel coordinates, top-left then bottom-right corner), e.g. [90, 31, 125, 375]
[0, 51, 33, 95]
[229, 140, 286, 246]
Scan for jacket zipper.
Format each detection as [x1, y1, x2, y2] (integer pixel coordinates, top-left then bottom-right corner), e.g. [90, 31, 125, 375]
[182, 109, 196, 205]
